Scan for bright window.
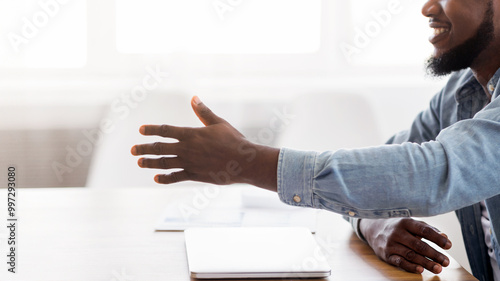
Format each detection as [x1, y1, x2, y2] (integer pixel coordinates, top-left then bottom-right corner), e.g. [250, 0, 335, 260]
[116, 0, 322, 54]
[0, 0, 87, 68]
[344, 0, 432, 66]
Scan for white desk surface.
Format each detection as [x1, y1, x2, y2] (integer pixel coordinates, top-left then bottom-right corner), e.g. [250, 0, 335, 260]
[0, 185, 477, 281]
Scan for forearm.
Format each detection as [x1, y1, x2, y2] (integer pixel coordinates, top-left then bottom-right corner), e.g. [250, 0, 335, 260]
[277, 121, 500, 218]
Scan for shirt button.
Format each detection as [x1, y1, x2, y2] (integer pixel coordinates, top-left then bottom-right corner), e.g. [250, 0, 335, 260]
[348, 211, 356, 217]
[488, 84, 495, 92]
[293, 195, 301, 203]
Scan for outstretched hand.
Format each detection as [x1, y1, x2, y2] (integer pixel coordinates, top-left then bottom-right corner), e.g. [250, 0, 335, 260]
[359, 218, 452, 274]
[131, 96, 279, 190]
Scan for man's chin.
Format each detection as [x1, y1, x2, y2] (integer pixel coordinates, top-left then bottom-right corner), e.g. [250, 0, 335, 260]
[425, 55, 455, 77]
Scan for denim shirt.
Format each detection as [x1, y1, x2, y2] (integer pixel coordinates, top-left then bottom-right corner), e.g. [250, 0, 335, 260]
[277, 68, 500, 281]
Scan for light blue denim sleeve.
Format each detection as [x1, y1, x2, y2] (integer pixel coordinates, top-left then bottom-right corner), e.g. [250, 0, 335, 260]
[345, 89, 447, 236]
[277, 94, 500, 219]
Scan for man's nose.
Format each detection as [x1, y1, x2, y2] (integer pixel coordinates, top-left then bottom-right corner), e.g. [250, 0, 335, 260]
[422, 0, 443, 18]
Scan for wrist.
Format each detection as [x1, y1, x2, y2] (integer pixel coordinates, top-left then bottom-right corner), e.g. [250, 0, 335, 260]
[359, 219, 379, 246]
[239, 142, 279, 192]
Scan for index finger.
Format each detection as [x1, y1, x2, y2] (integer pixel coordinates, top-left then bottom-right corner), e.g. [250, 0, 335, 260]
[407, 221, 452, 250]
[139, 124, 187, 140]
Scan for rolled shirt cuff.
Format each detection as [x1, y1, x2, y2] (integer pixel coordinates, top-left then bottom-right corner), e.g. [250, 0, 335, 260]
[277, 148, 316, 208]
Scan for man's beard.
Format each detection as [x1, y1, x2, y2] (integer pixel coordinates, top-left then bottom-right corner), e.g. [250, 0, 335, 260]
[426, 4, 494, 77]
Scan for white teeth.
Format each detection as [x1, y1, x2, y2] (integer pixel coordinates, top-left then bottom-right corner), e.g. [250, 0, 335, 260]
[433, 28, 449, 36]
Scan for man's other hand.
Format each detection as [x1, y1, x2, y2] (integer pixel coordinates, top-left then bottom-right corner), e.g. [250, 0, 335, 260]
[131, 96, 279, 190]
[359, 218, 452, 274]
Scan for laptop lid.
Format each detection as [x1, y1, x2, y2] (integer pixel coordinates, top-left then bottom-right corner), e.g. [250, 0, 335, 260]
[184, 227, 331, 279]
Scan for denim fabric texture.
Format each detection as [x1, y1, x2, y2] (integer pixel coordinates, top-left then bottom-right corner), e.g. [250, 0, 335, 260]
[277, 68, 500, 281]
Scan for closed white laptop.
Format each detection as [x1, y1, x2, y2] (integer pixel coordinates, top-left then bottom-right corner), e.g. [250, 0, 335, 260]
[184, 227, 331, 279]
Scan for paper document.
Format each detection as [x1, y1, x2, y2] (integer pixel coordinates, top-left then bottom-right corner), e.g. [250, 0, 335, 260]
[155, 186, 317, 232]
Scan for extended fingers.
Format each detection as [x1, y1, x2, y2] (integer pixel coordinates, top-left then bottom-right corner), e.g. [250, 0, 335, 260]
[139, 124, 187, 139]
[131, 142, 180, 156]
[155, 171, 190, 184]
[138, 157, 182, 169]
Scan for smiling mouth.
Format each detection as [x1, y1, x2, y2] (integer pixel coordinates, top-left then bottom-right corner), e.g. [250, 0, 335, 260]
[433, 27, 449, 36]
[429, 24, 451, 45]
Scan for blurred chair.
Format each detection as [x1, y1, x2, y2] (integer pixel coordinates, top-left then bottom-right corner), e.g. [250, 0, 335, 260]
[0, 104, 105, 188]
[276, 92, 383, 151]
[0, 129, 94, 187]
[86, 92, 200, 188]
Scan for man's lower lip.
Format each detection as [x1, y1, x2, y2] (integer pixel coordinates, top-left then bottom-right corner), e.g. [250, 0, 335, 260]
[429, 31, 450, 45]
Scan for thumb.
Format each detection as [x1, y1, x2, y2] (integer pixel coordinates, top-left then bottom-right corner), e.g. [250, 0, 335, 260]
[191, 96, 225, 126]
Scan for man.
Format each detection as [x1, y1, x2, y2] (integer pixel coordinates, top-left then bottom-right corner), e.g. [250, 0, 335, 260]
[131, 0, 500, 280]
